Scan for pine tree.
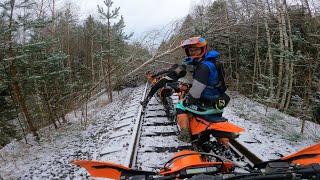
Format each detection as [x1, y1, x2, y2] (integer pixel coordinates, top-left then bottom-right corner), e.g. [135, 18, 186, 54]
[97, 0, 120, 102]
[1, 0, 40, 140]
[0, 0, 71, 140]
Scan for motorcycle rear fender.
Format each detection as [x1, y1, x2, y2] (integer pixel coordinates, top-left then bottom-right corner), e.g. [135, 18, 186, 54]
[145, 71, 158, 85]
[190, 117, 244, 136]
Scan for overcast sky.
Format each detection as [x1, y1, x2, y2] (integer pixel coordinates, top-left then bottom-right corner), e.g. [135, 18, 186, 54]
[75, 0, 204, 39]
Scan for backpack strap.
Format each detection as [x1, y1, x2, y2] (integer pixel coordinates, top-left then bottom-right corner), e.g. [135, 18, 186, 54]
[211, 60, 227, 92]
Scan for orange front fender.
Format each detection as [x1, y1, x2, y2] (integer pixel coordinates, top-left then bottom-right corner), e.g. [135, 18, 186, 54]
[73, 160, 156, 179]
[281, 143, 320, 166]
[73, 160, 128, 179]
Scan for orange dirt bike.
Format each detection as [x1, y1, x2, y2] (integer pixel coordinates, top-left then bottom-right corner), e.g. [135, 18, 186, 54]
[168, 82, 244, 154]
[73, 142, 320, 179]
[145, 71, 178, 121]
[144, 76, 245, 154]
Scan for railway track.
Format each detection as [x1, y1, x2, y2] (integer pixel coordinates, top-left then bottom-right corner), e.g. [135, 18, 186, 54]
[101, 83, 263, 172]
[126, 84, 191, 171]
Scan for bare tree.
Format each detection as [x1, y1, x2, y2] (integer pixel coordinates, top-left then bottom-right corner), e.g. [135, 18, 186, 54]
[275, 0, 284, 106]
[284, 0, 294, 111]
[261, 0, 275, 101]
[279, 0, 291, 110]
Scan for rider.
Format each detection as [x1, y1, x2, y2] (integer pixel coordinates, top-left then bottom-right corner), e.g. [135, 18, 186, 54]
[176, 36, 229, 143]
[140, 64, 187, 108]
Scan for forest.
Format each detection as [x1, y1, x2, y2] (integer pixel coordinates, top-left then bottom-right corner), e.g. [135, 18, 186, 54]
[0, 0, 319, 148]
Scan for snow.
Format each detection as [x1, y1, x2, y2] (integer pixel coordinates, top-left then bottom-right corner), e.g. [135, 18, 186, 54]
[143, 117, 172, 125]
[141, 126, 176, 135]
[0, 86, 144, 179]
[0, 87, 319, 179]
[144, 110, 167, 117]
[224, 91, 320, 161]
[135, 96, 189, 171]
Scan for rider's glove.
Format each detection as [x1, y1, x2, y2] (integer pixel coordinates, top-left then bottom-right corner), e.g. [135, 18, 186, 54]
[183, 93, 197, 106]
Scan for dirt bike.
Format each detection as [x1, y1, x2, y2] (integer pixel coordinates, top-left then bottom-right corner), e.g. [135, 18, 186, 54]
[168, 81, 244, 154]
[145, 71, 177, 121]
[144, 72, 244, 155]
[73, 142, 320, 179]
[143, 76, 244, 153]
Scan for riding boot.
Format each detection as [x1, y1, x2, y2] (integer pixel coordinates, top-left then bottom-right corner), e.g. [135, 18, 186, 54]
[177, 113, 191, 143]
[178, 129, 191, 143]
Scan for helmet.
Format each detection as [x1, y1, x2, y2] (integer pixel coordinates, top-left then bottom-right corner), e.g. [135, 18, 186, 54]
[181, 36, 207, 59]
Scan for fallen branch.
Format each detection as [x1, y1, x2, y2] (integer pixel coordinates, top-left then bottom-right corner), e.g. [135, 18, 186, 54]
[125, 46, 180, 77]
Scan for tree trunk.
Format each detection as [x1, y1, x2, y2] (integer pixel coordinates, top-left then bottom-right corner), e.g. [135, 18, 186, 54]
[51, 0, 55, 35]
[235, 27, 240, 91]
[100, 29, 105, 81]
[300, 119, 306, 134]
[252, 7, 259, 93]
[263, 6, 274, 100]
[257, 0, 273, 99]
[91, 22, 94, 83]
[225, 2, 233, 86]
[43, 82, 58, 129]
[303, 58, 312, 109]
[279, 0, 290, 110]
[107, 8, 113, 102]
[10, 65, 39, 138]
[37, 0, 44, 18]
[284, 0, 294, 110]
[35, 82, 46, 127]
[67, 13, 72, 81]
[266, 0, 272, 14]
[275, 0, 284, 106]
[303, 0, 312, 17]
[9, 86, 29, 144]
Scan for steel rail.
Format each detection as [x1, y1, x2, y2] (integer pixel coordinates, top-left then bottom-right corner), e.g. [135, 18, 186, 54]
[123, 83, 148, 167]
[229, 139, 263, 168]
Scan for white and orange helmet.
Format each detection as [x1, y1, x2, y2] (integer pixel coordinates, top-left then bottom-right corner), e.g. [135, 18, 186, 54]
[180, 36, 207, 59]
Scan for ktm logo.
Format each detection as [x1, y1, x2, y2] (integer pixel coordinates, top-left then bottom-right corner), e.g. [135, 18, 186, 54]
[216, 100, 226, 110]
[218, 100, 225, 107]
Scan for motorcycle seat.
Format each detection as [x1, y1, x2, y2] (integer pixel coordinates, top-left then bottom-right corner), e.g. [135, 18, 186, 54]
[195, 113, 227, 123]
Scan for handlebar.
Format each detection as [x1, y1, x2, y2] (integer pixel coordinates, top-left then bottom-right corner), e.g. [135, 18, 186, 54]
[122, 164, 320, 180]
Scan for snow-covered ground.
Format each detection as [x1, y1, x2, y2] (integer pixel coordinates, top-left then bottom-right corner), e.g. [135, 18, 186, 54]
[0, 86, 145, 179]
[0, 86, 319, 179]
[225, 91, 320, 161]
